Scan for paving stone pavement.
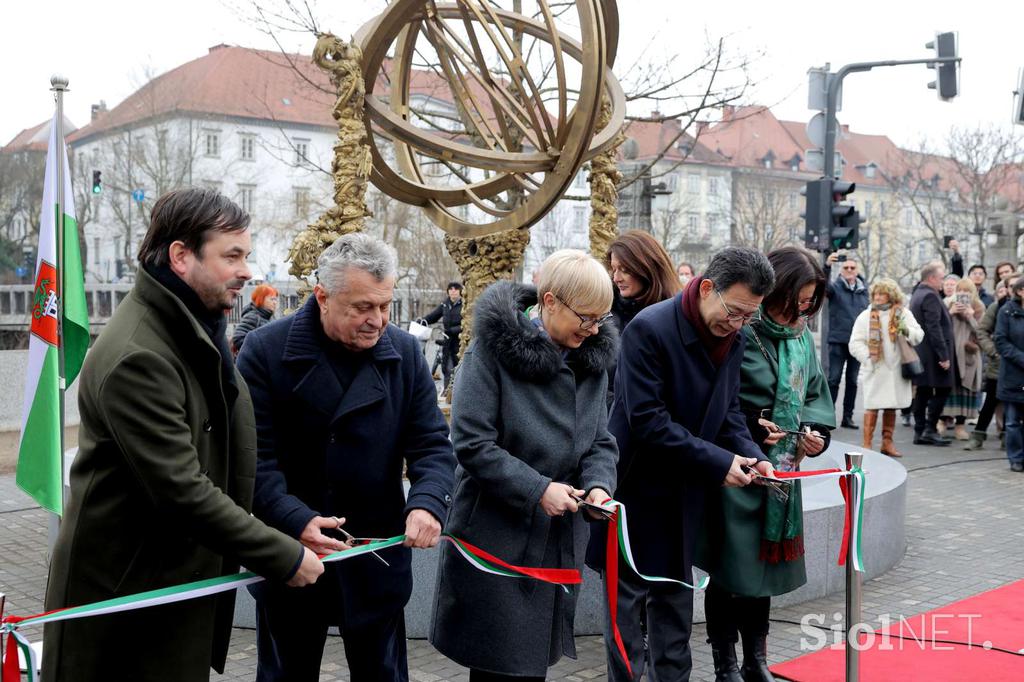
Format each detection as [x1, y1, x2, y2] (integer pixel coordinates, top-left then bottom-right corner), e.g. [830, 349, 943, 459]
[1, 420, 1021, 681]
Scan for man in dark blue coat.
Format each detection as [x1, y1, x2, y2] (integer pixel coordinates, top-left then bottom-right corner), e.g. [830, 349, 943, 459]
[825, 255, 870, 428]
[237, 233, 456, 682]
[589, 247, 774, 682]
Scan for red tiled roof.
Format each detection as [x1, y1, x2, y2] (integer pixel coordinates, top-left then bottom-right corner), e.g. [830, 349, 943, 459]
[69, 46, 337, 144]
[619, 118, 728, 165]
[2, 116, 77, 153]
[66, 45, 512, 147]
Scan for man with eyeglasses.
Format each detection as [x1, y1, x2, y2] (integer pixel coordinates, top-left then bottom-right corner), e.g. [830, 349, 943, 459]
[825, 254, 870, 429]
[588, 246, 776, 682]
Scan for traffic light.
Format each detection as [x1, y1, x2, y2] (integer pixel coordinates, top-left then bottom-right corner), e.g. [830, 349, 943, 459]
[801, 179, 832, 251]
[92, 170, 102, 194]
[926, 31, 959, 101]
[830, 180, 860, 250]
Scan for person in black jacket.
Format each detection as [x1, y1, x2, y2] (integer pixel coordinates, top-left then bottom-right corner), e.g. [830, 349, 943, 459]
[237, 233, 456, 681]
[824, 255, 870, 428]
[588, 246, 773, 682]
[421, 282, 463, 390]
[994, 277, 1024, 472]
[232, 284, 278, 353]
[605, 230, 682, 405]
[909, 261, 956, 445]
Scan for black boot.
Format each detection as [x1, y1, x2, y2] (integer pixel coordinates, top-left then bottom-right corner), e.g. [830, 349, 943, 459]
[710, 640, 744, 682]
[740, 634, 776, 682]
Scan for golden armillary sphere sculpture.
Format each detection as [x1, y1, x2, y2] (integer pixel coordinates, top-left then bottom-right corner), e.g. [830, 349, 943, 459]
[355, 0, 625, 239]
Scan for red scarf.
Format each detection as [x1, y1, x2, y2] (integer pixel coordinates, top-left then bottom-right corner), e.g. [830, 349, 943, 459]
[681, 278, 738, 367]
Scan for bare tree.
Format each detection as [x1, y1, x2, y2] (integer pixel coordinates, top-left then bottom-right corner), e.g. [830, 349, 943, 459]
[730, 171, 802, 253]
[0, 147, 45, 279]
[885, 125, 1024, 270]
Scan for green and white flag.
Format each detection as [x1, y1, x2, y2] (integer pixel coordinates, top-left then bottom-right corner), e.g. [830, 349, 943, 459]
[16, 112, 90, 516]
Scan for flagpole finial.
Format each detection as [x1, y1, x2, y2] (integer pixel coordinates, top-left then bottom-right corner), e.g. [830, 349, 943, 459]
[50, 74, 69, 90]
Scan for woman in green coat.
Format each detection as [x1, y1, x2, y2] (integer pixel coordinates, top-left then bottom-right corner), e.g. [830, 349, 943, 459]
[697, 246, 836, 682]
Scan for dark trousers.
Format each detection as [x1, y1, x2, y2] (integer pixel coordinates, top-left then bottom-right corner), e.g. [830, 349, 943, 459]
[1005, 401, 1024, 465]
[470, 672, 544, 682]
[603, 567, 694, 682]
[912, 385, 952, 433]
[704, 582, 771, 643]
[827, 343, 860, 419]
[976, 378, 1000, 433]
[253, 582, 408, 682]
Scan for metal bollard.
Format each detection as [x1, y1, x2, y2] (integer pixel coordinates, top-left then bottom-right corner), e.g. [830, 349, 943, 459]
[844, 451, 863, 682]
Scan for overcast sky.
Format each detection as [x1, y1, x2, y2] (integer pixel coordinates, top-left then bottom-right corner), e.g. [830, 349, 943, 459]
[4, 0, 1021, 152]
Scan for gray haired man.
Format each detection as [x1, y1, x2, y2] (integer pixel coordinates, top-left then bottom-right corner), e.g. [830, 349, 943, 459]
[237, 232, 456, 681]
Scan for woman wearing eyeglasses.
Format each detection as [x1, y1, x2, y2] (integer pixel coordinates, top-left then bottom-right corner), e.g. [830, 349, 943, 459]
[697, 246, 835, 682]
[430, 250, 619, 681]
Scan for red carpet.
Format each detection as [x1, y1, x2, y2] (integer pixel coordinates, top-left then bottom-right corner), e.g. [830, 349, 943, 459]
[771, 579, 1024, 681]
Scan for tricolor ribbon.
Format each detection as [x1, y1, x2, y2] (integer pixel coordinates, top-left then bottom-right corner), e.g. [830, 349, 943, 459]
[603, 464, 867, 677]
[772, 465, 867, 572]
[601, 499, 710, 678]
[0, 533, 580, 681]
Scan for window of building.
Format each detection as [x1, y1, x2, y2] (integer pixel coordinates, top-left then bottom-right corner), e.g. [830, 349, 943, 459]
[573, 206, 587, 232]
[238, 184, 256, 213]
[708, 176, 720, 196]
[864, 200, 872, 218]
[239, 134, 256, 161]
[293, 138, 310, 166]
[904, 208, 915, 226]
[687, 213, 700, 231]
[789, 193, 799, 210]
[573, 169, 587, 189]
[687, 173, 701, 194]
[93, 237, 100, 265]
[294, 187, 311, 218]
[204, 130, 220, 158]
[865, 163, 877, 179]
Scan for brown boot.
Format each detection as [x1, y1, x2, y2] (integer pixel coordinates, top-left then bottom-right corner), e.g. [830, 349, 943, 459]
[862, 410, 878, 450]
[881, 410, 902, 457]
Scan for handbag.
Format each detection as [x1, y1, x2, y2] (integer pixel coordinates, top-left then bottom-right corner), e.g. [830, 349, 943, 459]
[897, 334, 924, 379]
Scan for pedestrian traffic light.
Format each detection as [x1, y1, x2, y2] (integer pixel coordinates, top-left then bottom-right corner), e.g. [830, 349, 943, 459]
[92, 170, 102, 194]
[830, 180, 860, 250]
[926, 31, 959, 101]
[801, 179, 832, 251]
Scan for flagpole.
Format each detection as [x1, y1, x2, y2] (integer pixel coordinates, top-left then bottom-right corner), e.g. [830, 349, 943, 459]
[50, 74, 68, 516]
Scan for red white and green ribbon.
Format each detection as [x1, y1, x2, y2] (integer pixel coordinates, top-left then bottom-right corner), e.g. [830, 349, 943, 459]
[3, 628, 36, 682]
[772, 466, 867, 572]
[0, 533, 580, 680]
[603, 465, 867, 677]
[440, 535, 582, 589]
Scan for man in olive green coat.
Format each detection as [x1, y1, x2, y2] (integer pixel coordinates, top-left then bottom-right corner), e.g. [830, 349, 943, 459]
[42, 189, 324, 682]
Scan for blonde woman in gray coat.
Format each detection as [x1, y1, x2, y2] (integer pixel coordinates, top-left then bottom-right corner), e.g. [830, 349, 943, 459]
[431, 250, 619, 681]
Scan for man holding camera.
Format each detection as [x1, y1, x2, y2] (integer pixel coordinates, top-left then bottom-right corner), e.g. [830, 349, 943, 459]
[825, 253, 870, 429]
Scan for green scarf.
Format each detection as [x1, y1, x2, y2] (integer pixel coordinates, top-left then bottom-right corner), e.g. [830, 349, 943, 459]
[749, 310, 817, 563]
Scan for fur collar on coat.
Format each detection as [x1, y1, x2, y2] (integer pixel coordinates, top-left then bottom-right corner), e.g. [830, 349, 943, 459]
[473, 280, 618, 382]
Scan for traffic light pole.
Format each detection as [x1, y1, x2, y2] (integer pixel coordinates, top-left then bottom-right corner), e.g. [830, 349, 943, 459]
[818, 56, 960, 682]
[818, 56, 960, 376]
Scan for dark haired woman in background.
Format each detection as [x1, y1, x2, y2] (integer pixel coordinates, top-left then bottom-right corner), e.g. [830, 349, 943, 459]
[697, 246, 835, 682]
[605, 230, 682, 405]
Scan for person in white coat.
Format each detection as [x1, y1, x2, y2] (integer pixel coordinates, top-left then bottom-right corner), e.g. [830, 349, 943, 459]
[849, 279, 924, 457]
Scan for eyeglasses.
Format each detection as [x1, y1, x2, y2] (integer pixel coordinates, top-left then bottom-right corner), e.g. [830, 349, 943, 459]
[841, 265, 857, 271]
[554, 294, 613, 330]
[716, 290, 761, 325]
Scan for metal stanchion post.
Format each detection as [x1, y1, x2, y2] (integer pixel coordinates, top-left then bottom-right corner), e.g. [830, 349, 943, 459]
[845, 451, 864, 682]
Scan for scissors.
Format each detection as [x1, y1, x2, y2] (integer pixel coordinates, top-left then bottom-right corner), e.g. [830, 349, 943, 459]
[741, 465, 792, 501]
[335, 525, 391, 567]
[570, 495, 615, 519]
